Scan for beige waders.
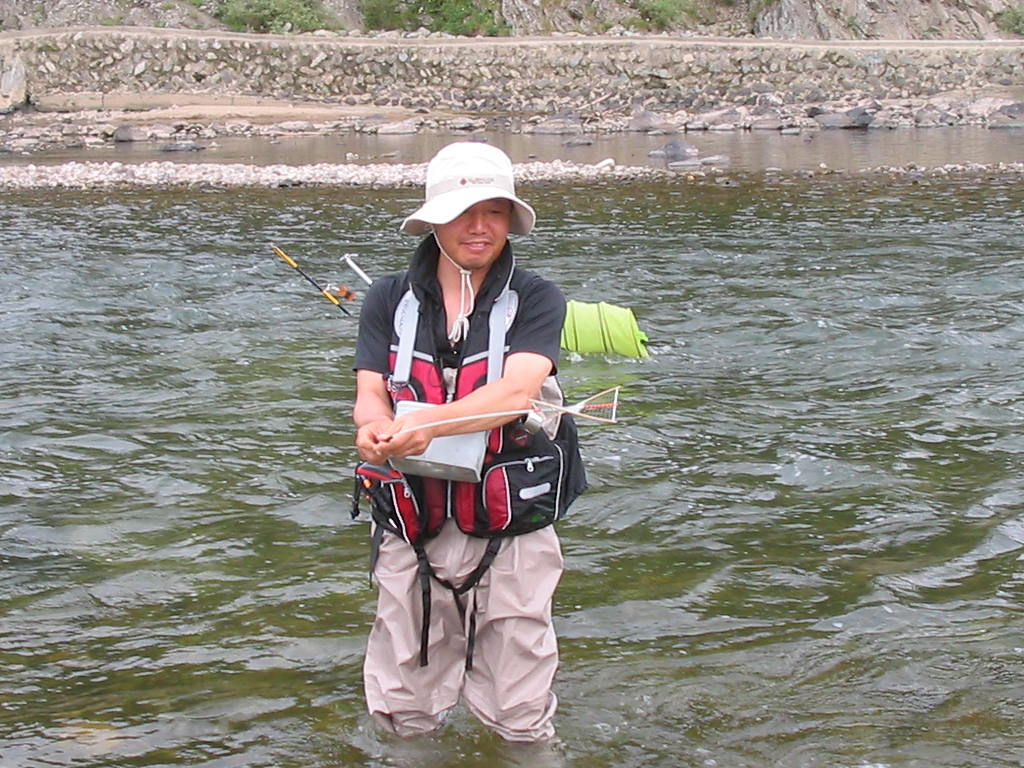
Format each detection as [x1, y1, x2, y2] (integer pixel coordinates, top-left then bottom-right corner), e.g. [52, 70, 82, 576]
[364, 521, 563, 742]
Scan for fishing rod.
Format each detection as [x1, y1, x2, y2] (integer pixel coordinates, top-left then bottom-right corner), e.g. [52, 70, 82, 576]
[388, 387, 621, 438]
[272, 244, 353, 316]
[343, 253, 373, 287]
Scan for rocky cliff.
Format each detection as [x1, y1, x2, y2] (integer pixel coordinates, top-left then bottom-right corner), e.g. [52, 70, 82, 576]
[750, 0, 1014, 40]
[502, 0, 1016, 38]
[0, 0, 1019, 39]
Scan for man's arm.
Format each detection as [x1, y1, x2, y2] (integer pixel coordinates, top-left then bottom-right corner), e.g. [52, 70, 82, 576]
[361, 351, 553, 462]
[353, 369, 396, 465]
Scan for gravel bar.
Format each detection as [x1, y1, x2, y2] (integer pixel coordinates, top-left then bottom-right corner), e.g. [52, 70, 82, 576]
[0, 158, 674, 189]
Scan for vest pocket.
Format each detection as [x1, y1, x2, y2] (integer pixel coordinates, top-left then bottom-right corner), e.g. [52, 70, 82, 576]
[480, 444, 566, 536]
[354, 462, 425, 544]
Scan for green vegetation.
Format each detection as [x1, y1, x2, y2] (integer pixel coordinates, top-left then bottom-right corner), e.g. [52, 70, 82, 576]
[746, 0, 776, 21]
[361, 0, 415, 29]
[192, 0, 732, 35]
[844, 15, 867, 37]
[426, 0, 509, 35]
[632, 0, 698, 29]
[213, 0, 331, 33]
[361, 0, 701, 34]
[996, 4, 1024, 34]
[360, 0, 509, 35]
[193, 0, 732, 35]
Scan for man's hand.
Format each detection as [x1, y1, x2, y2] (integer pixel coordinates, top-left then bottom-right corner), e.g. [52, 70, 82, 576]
[355, 412, 436, 464]
[355, 418, 395, 465]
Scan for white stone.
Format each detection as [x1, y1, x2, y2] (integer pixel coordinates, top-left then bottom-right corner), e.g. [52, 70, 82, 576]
[376, 119, 420, 135]
[0, 56, 28, 113]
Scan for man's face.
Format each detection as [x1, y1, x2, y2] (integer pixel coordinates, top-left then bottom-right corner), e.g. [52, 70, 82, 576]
[433, 198, 513, 272]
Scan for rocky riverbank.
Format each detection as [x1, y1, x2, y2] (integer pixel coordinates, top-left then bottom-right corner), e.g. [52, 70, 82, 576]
[2, 87, 1024, 155]
[1, 86, 1023, 156]
[2, 28, 1023, 188]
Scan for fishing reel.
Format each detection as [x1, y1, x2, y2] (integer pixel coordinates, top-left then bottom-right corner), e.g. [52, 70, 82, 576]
[522, 410, 544, 434]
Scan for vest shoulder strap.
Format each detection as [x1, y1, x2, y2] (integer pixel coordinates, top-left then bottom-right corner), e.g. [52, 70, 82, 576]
[391, 289, 420, 387]
[487, 288, 515, 383]
[392, 286, 517, 390]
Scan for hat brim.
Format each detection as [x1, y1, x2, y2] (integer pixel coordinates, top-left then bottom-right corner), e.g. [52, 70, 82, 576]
[400, 186, 536, 236]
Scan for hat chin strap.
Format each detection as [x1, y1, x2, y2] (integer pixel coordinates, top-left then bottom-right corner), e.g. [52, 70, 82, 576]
[434, 233, 476, 345]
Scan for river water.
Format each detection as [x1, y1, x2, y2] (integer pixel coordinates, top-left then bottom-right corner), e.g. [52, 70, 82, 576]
[2, 157, 1024, 767]
[5, 125, 1024, 173]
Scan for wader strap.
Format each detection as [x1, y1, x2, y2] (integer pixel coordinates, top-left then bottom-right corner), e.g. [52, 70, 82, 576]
[413, 537, 503, 669]
[431, 537, 502, 671]
[467, 591, 482, 672]
[368, 523, 385, 587]
[462, 537, 501, 671]
[414, 545, 434, 667]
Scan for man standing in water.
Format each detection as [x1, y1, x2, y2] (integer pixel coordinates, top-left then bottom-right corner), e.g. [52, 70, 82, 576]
[352, 141, 586, 741]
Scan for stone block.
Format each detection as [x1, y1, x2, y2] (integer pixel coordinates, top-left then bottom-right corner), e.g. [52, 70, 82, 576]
[1, 56, 28, 113]
[113, 125, 150, 142]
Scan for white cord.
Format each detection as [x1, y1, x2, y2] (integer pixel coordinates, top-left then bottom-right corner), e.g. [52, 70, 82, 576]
[435, 235, 476, 345]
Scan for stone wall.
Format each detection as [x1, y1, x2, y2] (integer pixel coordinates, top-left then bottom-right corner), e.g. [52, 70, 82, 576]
[1, 27, 1023, 117]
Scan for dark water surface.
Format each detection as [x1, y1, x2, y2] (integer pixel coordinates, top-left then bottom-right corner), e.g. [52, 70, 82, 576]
[2, 172, 1024, 767]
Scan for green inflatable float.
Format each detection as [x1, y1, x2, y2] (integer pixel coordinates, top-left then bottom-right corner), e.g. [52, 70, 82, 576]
[561, 300, 649, 358]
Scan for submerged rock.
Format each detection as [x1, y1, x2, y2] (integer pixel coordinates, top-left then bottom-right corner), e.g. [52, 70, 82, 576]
[158, 141, 206, 152]
[530, 112, 584, 135]
[814, 106, 875, 129]
[628, 110, 677, 133]
[648, 138, 698, 160]
[669, 154, 730, 170]
[989, 103, 1024, 129]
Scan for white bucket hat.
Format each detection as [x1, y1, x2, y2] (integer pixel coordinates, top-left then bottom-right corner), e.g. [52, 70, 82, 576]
[400, 141, 536, 236]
